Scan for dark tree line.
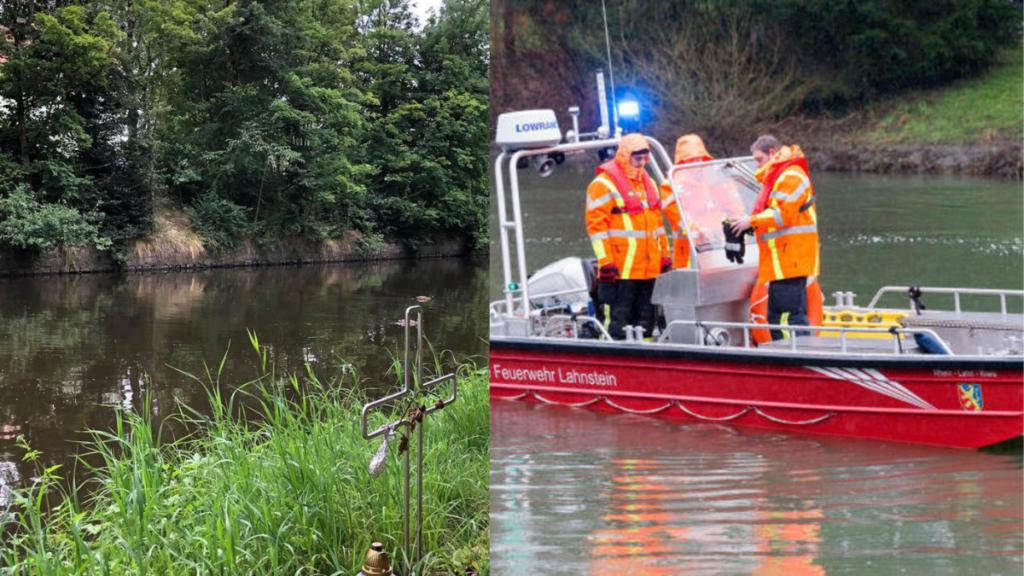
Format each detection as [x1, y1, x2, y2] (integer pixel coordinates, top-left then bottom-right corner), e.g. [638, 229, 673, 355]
[0, 0, 488, 256]
[491, 0, 1020, 142]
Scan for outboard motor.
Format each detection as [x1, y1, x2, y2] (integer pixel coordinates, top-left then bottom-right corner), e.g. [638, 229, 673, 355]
[526, 257, 593, 311]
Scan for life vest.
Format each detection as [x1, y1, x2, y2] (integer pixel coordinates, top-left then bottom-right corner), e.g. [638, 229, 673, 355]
[597, 160, 660, 214]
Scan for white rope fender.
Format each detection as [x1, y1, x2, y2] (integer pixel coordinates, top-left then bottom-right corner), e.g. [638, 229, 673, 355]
[675, 402, 749, 421]
[752, 406, 834, 426]
[604, 397, 673, 414]
[493, 392, 530, 401]
[532, 392, 603, 407]
[500, 391, 834, 427]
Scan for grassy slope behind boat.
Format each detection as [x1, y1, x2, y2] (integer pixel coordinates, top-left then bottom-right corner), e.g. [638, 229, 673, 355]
[777, 45, 1023, 177]
[0, 353, 489, 575]
[853, 46, 1023, 146]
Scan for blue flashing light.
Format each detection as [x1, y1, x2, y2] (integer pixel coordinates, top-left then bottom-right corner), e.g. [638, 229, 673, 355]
[618, 100, 640, 118]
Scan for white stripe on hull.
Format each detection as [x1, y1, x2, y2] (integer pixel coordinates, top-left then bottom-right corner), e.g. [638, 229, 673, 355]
[807, 366, 937, 410]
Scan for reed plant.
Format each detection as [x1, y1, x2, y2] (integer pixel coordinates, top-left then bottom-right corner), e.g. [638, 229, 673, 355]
[0, 336, 489, 575]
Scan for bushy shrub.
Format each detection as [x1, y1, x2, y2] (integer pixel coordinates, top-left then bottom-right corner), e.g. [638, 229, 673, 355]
[184, 193, 252, 250]
[0, 186, 111, 251]
[767, 0, 1022, 105]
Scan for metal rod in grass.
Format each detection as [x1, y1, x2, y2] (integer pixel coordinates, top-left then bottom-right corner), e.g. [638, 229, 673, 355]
[361, 305, 458, 575]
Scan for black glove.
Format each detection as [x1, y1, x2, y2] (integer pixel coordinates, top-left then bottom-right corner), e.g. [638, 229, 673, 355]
[599, 264, 620, 284]
[722, 221, 751, 264]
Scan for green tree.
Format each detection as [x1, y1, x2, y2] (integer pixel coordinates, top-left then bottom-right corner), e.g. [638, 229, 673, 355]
[0, 3, 136, 251]
[357, 0, 489, 249]
[161, 0, 368, 246]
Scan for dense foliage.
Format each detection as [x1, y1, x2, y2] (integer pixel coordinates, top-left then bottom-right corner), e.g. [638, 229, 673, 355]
[0, 0, 488, 254]
[491, 0, 1020, 141]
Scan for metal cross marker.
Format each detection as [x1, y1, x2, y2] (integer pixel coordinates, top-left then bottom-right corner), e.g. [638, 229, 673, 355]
[361, 305, 457, 575]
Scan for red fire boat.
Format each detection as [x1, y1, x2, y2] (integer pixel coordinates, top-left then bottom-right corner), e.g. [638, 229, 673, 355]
[490, 106, 1023, 449]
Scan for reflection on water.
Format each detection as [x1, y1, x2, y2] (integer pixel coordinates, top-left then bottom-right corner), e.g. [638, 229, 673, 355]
[0, 259, 487, 505]
[491, 402, 1024, 575]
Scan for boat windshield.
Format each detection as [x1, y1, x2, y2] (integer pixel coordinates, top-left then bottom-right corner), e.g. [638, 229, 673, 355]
[669, 158, 760, 253]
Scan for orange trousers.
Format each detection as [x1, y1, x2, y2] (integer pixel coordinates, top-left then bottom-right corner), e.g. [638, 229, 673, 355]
[749, 276, 823, 345]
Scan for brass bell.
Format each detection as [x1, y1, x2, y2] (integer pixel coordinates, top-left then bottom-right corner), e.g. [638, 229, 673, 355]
[358, 542, 394, 576]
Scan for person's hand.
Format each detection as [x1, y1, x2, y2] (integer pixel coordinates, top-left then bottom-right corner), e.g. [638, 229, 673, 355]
[730, 216, 752, 235]
[660, 257, 672, 273]
[599, 264, 620, 284]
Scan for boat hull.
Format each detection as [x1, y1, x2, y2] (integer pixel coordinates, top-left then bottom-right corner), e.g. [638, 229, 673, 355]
[490, 338, 1024, 449]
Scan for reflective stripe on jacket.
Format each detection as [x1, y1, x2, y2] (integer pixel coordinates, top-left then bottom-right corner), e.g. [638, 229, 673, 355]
[586, 164, 669, 281]
[750, 146, 820, 284]
[660, 182, 691, 269]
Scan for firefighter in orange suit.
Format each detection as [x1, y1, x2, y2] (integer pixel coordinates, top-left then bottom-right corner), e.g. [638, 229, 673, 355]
[661, 134, 745, 269]
[586, 133, 670, 340]
[731, 135, 820, 341]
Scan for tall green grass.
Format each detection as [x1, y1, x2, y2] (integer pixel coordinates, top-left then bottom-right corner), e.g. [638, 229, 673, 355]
[0, 339, 489, 575]
[858, 45, 1024, 145]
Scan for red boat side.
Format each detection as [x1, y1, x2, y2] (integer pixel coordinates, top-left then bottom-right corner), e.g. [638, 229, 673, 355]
[490, 339, 1024, 449]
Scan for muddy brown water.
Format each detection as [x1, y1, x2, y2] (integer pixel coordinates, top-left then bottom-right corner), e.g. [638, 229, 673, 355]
[0, 258, 487, 507]
[489, 162, 1023, 574]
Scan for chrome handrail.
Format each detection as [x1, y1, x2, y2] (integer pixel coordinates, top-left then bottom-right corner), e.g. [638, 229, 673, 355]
[658, 319, 954, 355]
[866, 286, 1024, 315]
[490, 286, 592, 319]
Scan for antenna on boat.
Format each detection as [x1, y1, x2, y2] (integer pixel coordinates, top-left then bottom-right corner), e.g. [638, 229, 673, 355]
[601, 0, 619, 135]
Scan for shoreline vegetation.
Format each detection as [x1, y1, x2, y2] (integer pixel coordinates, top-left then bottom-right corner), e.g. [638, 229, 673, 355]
[0, 196, 483, 277]
[0, 0, 488, 267]
[0, 340, 489, 575]
[489, 2, 1022, 178]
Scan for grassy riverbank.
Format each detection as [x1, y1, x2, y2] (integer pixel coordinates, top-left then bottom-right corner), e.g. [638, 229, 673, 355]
[854, 46, 1023, 146]
[0, 347, 488, 575]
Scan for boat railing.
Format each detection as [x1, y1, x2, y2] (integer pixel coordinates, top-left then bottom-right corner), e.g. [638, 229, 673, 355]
[866, 286, 1024, 315]
[541, 314, 612, 341]
[531, 314, 954, 355]
[490, 286, 592, 320]
[657, 320, 954, 355]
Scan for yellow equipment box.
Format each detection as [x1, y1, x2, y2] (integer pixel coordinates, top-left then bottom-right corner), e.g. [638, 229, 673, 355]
[819, 308, 908, 339]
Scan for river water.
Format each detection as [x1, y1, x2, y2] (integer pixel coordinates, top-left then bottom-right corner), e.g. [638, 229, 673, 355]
[0, 258, 487, 505]
[488, 160, 1023, 575]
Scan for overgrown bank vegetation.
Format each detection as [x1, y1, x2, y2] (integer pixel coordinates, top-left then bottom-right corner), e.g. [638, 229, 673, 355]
[491, 0, 1021, 149]
[0, 351, 489, 575]
[0, 0, 488, 259]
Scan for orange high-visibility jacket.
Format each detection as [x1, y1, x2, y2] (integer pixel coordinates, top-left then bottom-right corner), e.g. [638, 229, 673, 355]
[586, 160, 669, 281]
[750, 145, 820, 284]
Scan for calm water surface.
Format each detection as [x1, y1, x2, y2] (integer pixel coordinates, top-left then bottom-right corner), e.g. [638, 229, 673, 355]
[0, 259, 487, 504]
[489, 161, 1023, 574]
[491, 402, 1023, 575]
